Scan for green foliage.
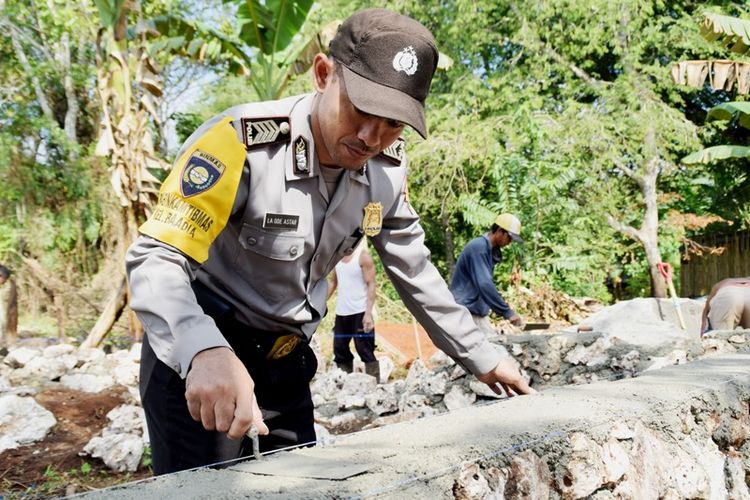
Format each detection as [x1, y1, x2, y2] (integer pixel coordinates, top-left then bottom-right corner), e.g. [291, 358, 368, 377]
[151, 0, 315, 100]
[673, 8, 750, 230]
[701, 13, 750, 54]
[80, 462, 92, 475]
[141, 446, 153, 469]
[682, 144, 750, 163]
[378, 0, 726, 300]
[3, 0, 748, 347]
[706, 101, 750, 128]
[236, 0, 314, 55]
[94, 0, 126, 27]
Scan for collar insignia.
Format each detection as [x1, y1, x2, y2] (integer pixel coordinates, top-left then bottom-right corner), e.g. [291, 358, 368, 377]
[393, 46, 418, 76]
[380, 138, 405, 165]
[362, 202, 383, 237]
[241, 117, 290, 149]
[180, 150, 225, 197]
[293, 136, 309, 174]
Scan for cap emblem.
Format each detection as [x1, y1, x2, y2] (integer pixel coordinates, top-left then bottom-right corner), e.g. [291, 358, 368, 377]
[392, 46, 418, 76]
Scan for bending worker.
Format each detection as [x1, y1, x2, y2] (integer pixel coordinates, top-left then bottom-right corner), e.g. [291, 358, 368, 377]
[451, 213, 524, 336]
[327, 240, 379, 380]
[126, 8, 533, 475]
[701, 277, 750, 334]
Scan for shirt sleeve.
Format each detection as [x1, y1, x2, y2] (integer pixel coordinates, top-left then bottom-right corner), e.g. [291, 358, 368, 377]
[125, 113, 248, 378]
[369, 165, 503, 377]
[125, 236, 231, 378]
[464, 249, 515, 319]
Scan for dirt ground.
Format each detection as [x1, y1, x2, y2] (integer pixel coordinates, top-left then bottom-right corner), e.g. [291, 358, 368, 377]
[0, 386, 152, 498]
[374, 321, 438, 366]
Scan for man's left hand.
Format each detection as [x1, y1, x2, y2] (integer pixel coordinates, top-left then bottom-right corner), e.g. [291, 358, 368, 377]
[477, 357, 536, 396]
[362, 312, 374, 332]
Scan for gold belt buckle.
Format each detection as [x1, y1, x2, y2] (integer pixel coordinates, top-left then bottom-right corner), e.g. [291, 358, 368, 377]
[267, 334, 301, 360]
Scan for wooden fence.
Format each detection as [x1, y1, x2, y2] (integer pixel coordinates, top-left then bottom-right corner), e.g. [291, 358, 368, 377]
[680, 230, 750, 297]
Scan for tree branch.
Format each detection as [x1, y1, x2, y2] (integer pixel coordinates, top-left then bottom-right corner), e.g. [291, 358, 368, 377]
[60, 31, 80, 149]
[9, 26, 55, 122]
[612, 157, 646, 191]
[541, 41, 605, 89]
[605, 213, 643, 244]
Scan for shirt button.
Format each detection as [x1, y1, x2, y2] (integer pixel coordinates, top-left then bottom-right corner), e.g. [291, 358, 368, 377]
[290, 246, 298, 256]
[344, 248, 354, 255]
[247, 237, 257, 246]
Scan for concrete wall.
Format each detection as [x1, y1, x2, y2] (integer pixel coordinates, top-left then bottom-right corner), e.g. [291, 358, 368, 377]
[79, 353, 750, 499]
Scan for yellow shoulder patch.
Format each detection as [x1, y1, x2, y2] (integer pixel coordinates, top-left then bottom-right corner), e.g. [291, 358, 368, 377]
[139, 116, 245, 263]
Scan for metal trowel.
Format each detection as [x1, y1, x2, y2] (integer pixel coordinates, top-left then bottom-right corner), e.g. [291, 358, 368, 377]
[523, 322, 550, 331]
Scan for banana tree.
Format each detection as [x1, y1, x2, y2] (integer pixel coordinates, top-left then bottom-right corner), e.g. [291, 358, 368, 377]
[83, 0, 171, 348]
[671, 13, 750, 95]
[681, 102, 750, 164]
[672, 13, 750, 165]
[150, 0, 322, 100]
[85, 0, 331, 346]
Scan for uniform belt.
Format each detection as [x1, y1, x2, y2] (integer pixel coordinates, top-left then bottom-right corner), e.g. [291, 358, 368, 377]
[191, 280, 305, 360]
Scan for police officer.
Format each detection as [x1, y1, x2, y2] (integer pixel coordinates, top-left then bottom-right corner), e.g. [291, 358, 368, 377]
[126, 7, 533, 475]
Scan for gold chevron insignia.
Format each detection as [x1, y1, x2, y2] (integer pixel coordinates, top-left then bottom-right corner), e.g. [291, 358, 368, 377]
[380, 138, 405, 165]
[240, 117, 290, 149]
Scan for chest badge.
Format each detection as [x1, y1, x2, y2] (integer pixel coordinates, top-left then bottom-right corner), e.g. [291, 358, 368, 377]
[180, 150, 225, 197]
[362, 202, 383, 236]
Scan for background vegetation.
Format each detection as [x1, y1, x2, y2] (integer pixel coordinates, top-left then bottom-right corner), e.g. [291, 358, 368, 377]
[1, 0, 748, 342]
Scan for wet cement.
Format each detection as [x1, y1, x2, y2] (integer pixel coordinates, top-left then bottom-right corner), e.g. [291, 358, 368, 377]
[75, 353, 750, 499]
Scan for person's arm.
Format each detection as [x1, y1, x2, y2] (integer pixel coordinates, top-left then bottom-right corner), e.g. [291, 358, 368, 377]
[127, 237, 269, 439]
[700, 296, 711, 335]
[327, 269, 338, 301]
[369, 163, 532, 396]
[126, 114, 268, 439]
[360, 249, 376, 332]
[464, 248, 519, 323]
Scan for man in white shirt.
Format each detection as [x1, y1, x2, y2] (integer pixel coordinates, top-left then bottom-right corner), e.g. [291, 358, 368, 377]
[327, 241, 379, 380]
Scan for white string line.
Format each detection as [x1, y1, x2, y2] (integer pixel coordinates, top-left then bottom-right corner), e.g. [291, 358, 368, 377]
[351, 366, 749, 499]
[62, 439, 321, 499]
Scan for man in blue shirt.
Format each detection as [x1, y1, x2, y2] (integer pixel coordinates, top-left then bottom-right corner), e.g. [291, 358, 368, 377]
[450, 213, 524, 336]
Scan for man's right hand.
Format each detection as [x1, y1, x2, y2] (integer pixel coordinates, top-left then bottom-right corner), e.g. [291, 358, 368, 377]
[508, 313, 524, 327]
[477, 357, 536, 396]
[185, 347, 269, 440]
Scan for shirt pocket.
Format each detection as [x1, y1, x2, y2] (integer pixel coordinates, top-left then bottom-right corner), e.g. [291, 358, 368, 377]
[237, 224, 305, 301]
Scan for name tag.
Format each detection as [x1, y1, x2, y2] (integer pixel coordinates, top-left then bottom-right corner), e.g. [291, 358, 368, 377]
[263, 213, 299, 231]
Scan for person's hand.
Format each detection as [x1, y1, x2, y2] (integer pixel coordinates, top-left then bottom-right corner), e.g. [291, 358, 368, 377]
[477, 357, 536, 396]
[185, 347, 269, 439]
[508, 313, 524, 327]
[362, 311, 374, 332]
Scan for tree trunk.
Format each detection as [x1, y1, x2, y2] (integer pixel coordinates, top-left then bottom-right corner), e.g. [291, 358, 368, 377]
[80, 277, 127, 349]
[0, 279, 18, 346]
[640, 157, 666, 299]
[643, 241, 667, 298]
[54, 294, 66, 341]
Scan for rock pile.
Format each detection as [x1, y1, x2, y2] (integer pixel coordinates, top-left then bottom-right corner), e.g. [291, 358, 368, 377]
[1, 297, 748, 475]
[0, 342, 147, 471]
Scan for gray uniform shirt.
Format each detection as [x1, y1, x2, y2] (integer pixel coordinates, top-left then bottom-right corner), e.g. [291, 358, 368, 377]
[126, 93, 501, 378]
